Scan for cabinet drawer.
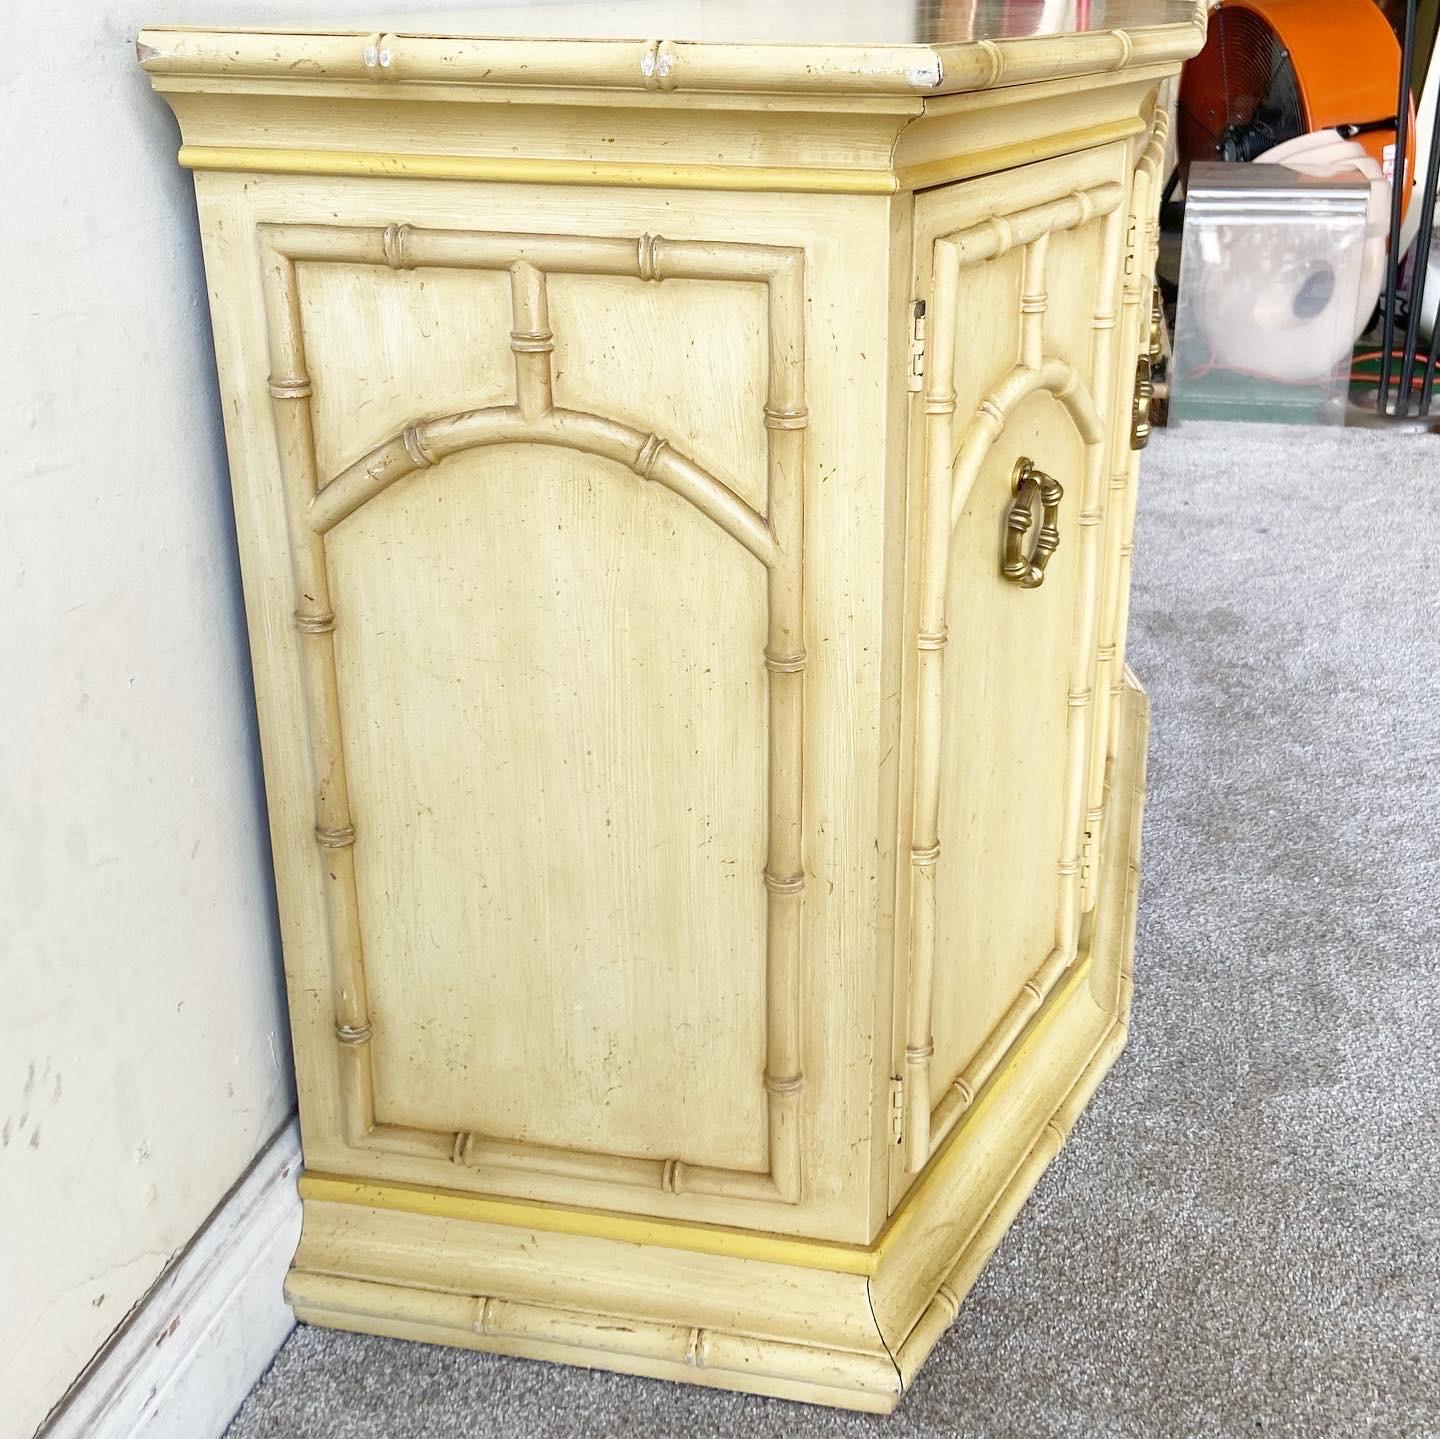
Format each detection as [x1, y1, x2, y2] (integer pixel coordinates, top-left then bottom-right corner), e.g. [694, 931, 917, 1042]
[895, 144, 1133, 1186]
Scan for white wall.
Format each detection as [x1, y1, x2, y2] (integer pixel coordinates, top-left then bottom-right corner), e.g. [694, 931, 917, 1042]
[0, 7, 314, 1434]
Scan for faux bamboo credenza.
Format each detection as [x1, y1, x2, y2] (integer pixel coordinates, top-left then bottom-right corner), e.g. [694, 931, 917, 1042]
[140, 1, 1204, 1410]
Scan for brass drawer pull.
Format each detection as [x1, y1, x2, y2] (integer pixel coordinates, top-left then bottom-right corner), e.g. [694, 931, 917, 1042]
[1001, 457, 1063, 589]
[1130, 284, 1162, 450]
[1131, 355, 1154, 450]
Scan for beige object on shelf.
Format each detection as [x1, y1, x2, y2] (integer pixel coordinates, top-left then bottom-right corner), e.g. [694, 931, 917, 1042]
[138, 0, 1203, 1411]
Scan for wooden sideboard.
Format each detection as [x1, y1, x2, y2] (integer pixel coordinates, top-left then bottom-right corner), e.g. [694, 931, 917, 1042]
[140, 1, 1204, 1411]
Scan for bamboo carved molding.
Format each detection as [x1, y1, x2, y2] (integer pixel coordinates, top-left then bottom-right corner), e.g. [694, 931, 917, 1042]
[140, 3, 1210, 97]
[1087, 110, 1172, 915]
[286, 1269, 902, 1402]
[902, 179, 1126, 1173]
[259, 222, 808, 1205]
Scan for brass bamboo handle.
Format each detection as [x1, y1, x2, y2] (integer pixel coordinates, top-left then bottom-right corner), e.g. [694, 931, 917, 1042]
[1131, 356, 1154, 450]
[1130, 284, 1162, 450]
[1001, 457, 1063, 589]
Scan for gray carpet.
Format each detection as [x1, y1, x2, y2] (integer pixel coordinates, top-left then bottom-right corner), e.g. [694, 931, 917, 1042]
[226, 424, 1440, 1439]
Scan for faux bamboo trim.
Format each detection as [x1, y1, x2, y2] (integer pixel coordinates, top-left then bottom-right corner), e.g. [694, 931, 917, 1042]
[285, 1272, 901, 1409]
[926, 942, 1075, 1154]
[1088, 111, 1170, 910]
[259, 244, 375, 1149]
[1116, 672, 1150, 1023]
[1091, 673, 1149, 1022]
[944, 182, 1123, 270]
[313, 406, 775, 566]
[179, 145, 897, 196]
[901, 179, 1119, 1173]
[1051, 194, 1126, 965]
[291, 608, 333, 634]
[889, 945, 1096, 1246]
[261, 220, 807, 1206]
[1081, 111, 1169, 913]
[300, 940, 1110, 1276]
[414, 1129, 796, 1204]
[139, 11, 1209, 96]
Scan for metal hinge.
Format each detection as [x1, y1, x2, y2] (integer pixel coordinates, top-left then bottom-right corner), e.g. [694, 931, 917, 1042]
[907, 300, 927, 393]
[1080, 830, 1097, 890]
[889, 1075, 905, 1142]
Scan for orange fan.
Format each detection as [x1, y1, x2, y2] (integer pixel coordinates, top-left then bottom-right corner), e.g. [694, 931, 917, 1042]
[1179, 0, 1415, 207]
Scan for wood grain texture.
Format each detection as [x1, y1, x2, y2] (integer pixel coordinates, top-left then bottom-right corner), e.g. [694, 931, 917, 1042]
[140, 9, 1188, 1401]
[895, 148, 1127, 1177]
[186, 173, 895, 1242]
[260, 222, 808, 1204]
[285, 679, 1150, 1413]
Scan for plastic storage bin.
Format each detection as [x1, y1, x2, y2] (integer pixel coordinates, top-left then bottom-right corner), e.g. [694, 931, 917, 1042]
[1172, 161, 1371, 425]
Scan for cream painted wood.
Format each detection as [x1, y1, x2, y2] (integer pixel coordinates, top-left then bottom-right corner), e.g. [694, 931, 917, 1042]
[1103, 114, 1173, 818]
[140, 3, 1199, 1410]
[261, 221, 806, 1204]
[189, 175, 891, 1241]
[893, 147, 1128, 1184]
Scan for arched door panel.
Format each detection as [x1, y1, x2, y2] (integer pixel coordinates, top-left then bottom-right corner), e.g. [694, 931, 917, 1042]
[325, 444, 770, 1169]
[894, 145, 1130, 1190]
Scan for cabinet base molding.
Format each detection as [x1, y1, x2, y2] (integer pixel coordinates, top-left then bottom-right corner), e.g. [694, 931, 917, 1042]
[287, 1271, 904, 1412]
[286, 681, 1149, 1412]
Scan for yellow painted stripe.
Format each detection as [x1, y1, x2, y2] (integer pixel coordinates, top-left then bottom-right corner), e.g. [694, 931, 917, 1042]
[299, 955, 1098, 1278]
[896, 118, 1144, 192]
[178, 145, 897, 195]
[298, 1173, 881, 1275]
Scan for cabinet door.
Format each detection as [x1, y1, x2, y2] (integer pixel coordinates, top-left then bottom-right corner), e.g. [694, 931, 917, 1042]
[1086, 112, 1169, 918]
[247, 213, 811, 1217]
[894, 143, 1131, 1188]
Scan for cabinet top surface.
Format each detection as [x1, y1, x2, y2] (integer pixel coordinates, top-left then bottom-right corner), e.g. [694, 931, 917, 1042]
[140, 0, 1205, 98]
[162, 1, 1198, 45]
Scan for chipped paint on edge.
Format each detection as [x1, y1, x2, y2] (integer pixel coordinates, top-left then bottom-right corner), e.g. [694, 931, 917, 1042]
[906, 52, 944, 89]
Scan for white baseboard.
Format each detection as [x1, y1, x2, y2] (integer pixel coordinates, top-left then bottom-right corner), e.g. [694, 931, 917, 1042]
[40, 1119, 302, 1439]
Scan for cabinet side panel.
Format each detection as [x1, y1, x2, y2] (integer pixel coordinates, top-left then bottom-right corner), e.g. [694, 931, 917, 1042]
[194, 172, 896, 1242]
[301, 265, 516, 475]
